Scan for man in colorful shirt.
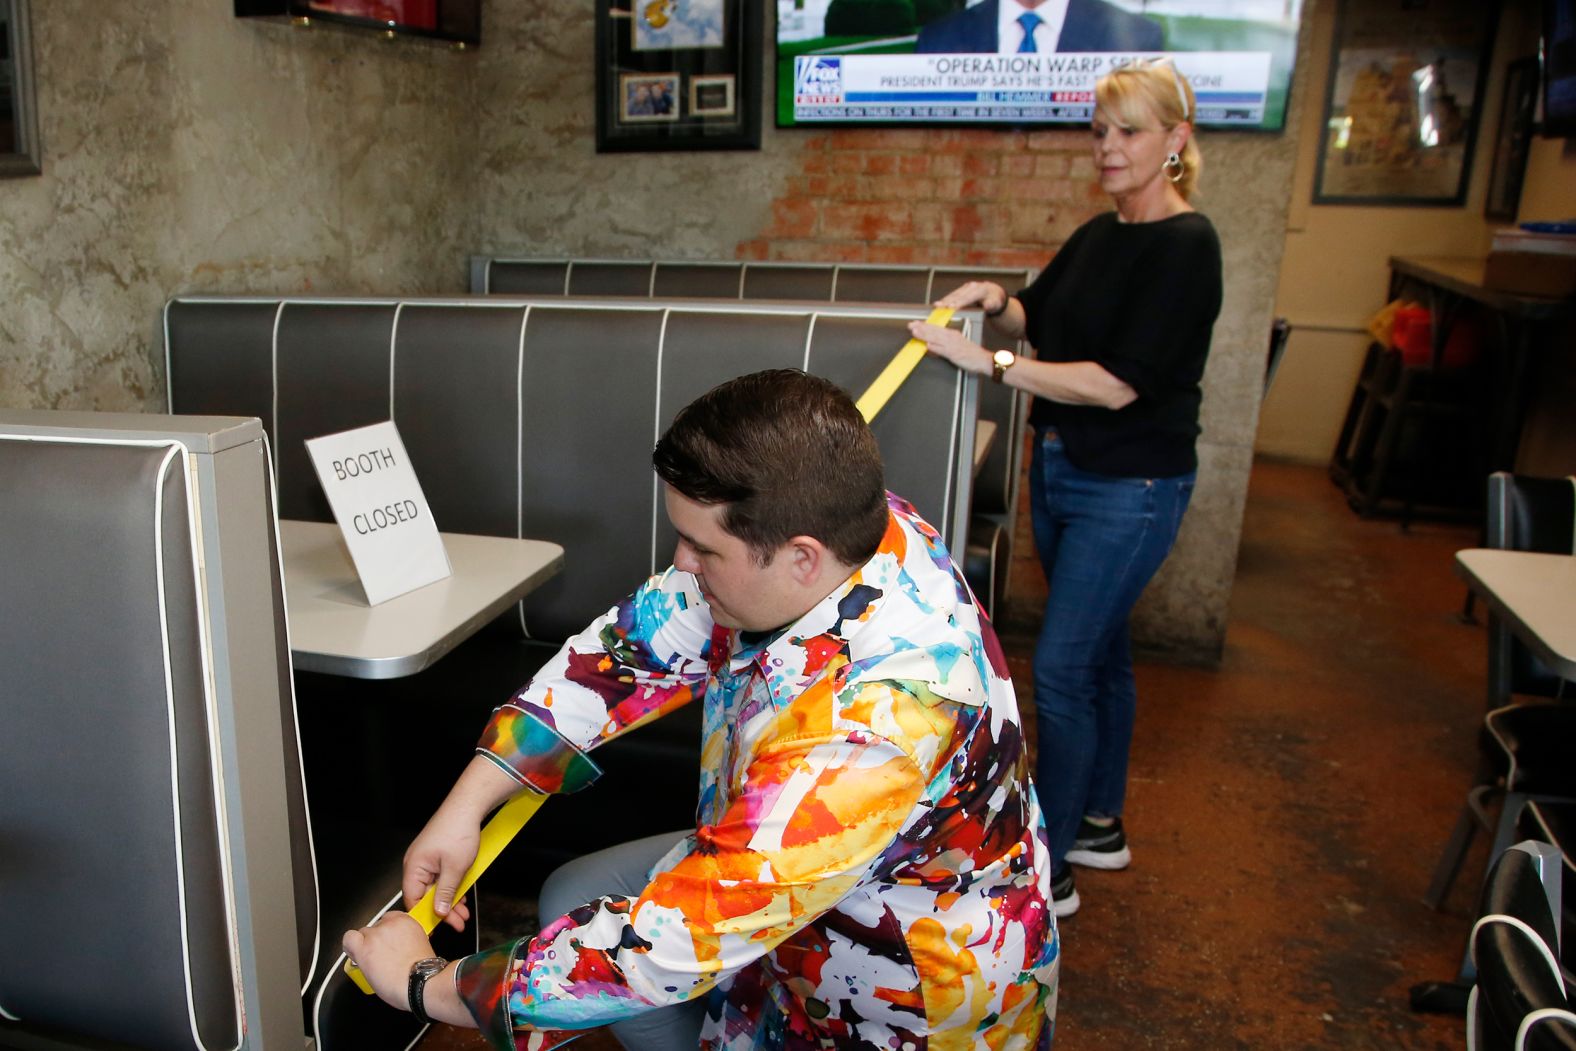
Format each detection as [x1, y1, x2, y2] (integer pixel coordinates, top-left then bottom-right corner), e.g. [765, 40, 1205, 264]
[345, 370, 1060, 1051]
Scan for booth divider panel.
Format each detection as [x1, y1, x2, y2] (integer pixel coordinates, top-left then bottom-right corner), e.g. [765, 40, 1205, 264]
[392, 304, 527, 540]
[742, 265, 837, 301]
[652, 262, 745, 299]
[833, 268, 932, 305]
[165, 299, 279, 426]
[517, 306, 667, 640]
[802, 314, 966, 549]
[489, 260, 569, 295]
[651, 310, 817, 569]
[567, 262, 656, 297]
[274, 303, 398, 522]
[0, 442, 236, 1051]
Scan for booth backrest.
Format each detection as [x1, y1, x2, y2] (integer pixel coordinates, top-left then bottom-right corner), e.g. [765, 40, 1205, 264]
[469, 257, 1037, 520]
[0, 411, 311, 1051]
[165, 296, 982, 644]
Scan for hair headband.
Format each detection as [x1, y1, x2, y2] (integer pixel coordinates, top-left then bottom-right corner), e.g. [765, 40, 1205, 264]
[1143, 57, 1191, 122]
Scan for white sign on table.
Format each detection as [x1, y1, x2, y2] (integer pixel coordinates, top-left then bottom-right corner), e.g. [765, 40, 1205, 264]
[304, 421, 451, 606]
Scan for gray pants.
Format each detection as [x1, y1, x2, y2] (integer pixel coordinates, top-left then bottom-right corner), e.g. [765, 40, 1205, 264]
[537, 830, 709, 1051]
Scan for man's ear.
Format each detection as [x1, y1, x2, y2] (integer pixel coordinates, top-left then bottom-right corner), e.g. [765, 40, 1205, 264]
[784, 535, 828, 585]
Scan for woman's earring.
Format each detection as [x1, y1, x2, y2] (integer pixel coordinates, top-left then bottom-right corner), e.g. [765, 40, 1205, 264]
[1163, 152, 1184, 184]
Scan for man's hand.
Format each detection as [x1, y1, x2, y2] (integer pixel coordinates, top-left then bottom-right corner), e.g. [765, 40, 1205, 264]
[403, 809, 479, 932]
[342, 912, 435, 1012]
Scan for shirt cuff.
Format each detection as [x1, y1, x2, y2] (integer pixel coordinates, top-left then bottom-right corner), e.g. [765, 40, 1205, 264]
[476, 704, 603, 795]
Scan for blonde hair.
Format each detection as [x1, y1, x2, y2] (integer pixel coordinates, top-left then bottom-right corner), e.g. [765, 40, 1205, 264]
[1095, 60, 1203, 200]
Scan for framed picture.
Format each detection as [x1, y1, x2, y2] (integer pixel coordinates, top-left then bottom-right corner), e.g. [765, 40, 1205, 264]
[596, 0, 760, 152]
[690, 74, 736, 118]
[0, 0, 42, 177]
[1484, 58, 1539, 221]
[1314, 0, 1497, 206]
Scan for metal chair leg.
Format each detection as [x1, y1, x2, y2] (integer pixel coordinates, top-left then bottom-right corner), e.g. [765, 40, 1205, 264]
[1425, 785, 1498, 910]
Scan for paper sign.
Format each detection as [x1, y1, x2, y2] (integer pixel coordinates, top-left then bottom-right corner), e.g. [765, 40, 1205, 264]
[304, 421, 451, 606]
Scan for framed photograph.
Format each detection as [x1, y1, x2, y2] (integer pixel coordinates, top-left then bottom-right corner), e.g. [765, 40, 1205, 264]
[597, 0, 760, 152]
[1314, 0, 1497, 206]
[0, 0, 42, 177]
[620, 73, 682, 123]
[690, 74, 736, 117]
[1484, 58, 1539, 221]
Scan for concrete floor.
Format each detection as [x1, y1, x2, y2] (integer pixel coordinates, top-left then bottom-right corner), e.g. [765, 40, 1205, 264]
[420, 458, 1487, 1049]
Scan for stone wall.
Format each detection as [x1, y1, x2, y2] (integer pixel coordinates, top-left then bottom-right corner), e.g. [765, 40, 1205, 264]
[0, 1, 477, 412]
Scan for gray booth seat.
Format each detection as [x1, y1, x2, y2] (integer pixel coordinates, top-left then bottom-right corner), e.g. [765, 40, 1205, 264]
[163, 295, 983, 883]
[468, 256, 1037, 616]
[0, 410, 472, 1051]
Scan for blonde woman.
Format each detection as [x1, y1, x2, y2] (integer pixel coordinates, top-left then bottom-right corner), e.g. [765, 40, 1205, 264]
[910, 59, 1223, 919]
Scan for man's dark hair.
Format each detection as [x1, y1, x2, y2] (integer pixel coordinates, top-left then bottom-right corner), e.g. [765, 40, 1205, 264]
[653, 369, 888, 566]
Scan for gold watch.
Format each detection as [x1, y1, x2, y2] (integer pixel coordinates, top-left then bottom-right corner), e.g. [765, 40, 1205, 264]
[991, 349, 1016, 384]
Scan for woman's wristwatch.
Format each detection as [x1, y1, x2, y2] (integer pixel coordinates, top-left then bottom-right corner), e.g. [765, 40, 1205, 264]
[991, 349, 1016, 383]
[408, 956, 448, 1024]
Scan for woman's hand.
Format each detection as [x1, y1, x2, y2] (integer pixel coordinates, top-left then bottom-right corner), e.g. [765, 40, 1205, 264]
[402, 808, 478, 932]
[934, 281, 1008, 314]
[342, 912, 435, 1012]
[907, 321, 992, 377]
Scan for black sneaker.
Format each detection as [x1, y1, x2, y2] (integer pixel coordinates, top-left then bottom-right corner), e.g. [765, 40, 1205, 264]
[1051, 863, 1080, 918]
[1065, 816, 1131, 870]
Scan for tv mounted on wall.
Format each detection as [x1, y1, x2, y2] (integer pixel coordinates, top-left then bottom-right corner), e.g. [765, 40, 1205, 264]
[778, 0, 1305, 131]
[1543, 0, 1576, 137]
[235, 0, 481, 47]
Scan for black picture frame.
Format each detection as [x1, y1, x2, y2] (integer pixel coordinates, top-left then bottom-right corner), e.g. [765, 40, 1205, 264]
[1, 0, 41, 177]
[1314, 0, 1497, 207]
[596, 0, 760, 152]
[1485, 57, 1540, 221]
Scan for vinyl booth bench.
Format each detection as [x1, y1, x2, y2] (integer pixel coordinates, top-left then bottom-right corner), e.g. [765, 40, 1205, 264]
[469, 255, 1041, 617]
[162, 294, 990, 910]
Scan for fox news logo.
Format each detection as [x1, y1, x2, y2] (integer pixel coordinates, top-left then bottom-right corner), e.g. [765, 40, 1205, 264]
[795, 55, 844, 98]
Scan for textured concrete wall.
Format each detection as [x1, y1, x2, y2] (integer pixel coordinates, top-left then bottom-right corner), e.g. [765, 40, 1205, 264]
[471, 0, 803, 258]
[0, 1, 477, 412]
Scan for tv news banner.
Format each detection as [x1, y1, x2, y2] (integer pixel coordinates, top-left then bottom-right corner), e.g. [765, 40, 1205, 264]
[793, 51, 1272, 125]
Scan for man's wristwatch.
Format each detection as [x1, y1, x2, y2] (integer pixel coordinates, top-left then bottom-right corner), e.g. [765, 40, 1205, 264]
[408, 956, 448, 1025]
[991, 349, 1016, 384]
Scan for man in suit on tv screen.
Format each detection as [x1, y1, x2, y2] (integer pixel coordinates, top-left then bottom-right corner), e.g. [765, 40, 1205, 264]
[915, 0, 1162, 54]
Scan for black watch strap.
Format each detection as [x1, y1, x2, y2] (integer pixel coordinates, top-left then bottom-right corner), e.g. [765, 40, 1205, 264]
[408, 956, 447, 1025]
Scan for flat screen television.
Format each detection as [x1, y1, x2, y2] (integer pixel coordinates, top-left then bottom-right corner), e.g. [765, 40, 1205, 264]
[1543, 0, 1576, 137]
[235, 0, 481, 46]
[778, 0, 1305, 131]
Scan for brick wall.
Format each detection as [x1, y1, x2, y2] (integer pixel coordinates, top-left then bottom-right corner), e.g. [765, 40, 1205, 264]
[736, 128, 1107, 269]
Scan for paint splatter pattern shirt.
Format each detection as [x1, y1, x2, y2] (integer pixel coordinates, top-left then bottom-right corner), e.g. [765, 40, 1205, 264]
[456, 493, 1059, 1051]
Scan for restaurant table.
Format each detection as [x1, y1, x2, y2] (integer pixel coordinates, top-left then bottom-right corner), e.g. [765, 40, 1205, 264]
[1411, 548, 1575, 1014]
[1454, 548, 1576, 680]
[279, 519, 565, 679]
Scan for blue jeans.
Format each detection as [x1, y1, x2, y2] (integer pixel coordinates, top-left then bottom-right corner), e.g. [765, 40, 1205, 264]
[537, 830, 706, 1051]
[1029, 429, 1194, 866]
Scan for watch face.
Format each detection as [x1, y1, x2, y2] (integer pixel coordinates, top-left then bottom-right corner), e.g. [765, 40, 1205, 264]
[994, 350, 1015, 367]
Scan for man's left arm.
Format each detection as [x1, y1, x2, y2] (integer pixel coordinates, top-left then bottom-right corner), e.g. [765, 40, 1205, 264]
[453, 707, 929, 1048]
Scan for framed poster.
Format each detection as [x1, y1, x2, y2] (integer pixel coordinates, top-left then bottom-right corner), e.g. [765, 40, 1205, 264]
[1314, 0, 1497, 206]
[1484, 57, 1539, 221]
[596, 0, 760, 151]
[0, 0, 41, 177]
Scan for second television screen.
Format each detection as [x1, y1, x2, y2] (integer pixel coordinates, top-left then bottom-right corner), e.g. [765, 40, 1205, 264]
[778, 0, 1305, 131]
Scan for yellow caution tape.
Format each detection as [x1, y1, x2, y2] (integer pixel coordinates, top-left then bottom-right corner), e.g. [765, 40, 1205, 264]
[346, 788, 548, 994]
[854, 308, 954, 423]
